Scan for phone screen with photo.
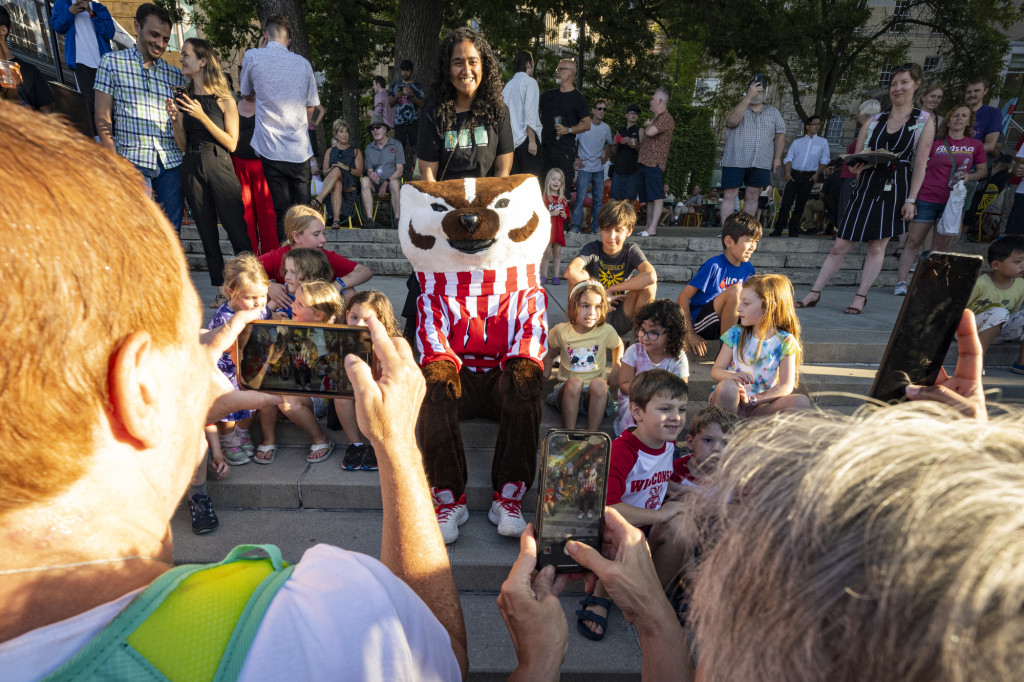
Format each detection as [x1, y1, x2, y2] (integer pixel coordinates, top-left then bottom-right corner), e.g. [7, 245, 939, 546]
[535, 430, 611, 572]
[236, 321, 372, 399]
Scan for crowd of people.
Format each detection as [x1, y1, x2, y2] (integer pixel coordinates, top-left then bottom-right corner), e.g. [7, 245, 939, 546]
[4, 5, 1024, 680]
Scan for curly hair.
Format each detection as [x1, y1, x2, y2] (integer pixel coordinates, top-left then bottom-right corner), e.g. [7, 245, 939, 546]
[633, 299, 687, 358]
[428, 27, 506, 131]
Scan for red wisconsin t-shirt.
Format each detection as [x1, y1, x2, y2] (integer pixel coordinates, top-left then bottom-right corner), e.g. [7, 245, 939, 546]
[258, 246, 357, 283]
[607, 430, 674, 510]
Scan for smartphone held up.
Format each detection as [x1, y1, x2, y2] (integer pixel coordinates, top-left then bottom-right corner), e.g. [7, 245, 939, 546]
[535, 430, 612, 572]
[236, 320, 373, 399]
[869, 252, 983, 404]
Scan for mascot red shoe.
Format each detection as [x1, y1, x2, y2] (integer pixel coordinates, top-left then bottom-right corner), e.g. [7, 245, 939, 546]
[399, 175, 548, 543]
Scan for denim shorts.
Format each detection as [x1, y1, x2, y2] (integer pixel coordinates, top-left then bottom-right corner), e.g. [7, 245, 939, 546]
[912, 199, 945, 223]
[721, 166, 771, 190]
[611, 170, 640, 201]
[546, 381, 618, 417]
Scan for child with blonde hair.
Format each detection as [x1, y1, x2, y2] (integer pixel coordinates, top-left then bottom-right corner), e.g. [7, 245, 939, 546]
[338, 290, 401, 471]
[258, 204, 373, 311]
[540, 168, 568, 285]
[273, 247, 333, 318]
[256, 280, 342, 465]
[709, 273, 810, 416]
[544, 281, 624, 430]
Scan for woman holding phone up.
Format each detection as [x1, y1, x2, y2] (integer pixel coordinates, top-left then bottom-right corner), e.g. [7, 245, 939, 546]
[169, 37, 253, 306]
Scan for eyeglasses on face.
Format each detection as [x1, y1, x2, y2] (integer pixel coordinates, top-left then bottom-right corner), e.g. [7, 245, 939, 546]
[556, 66, 572, 72]
[370, 124, 385, 131]
[636, 328, 663, 341]
[594, 107, 606, 111]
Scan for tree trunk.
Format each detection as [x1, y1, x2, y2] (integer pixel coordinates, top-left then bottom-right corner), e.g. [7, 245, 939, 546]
[255, 0, 312, 62]
[394, 0, 444, 98]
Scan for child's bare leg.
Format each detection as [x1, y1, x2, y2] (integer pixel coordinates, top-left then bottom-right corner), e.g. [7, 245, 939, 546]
[713, 283, 742, 331]
[977, 323, 1003, 357]
[621, 281, 658, 324]
[552, 243, 562, 278]
[584, 378, 609, 431]
[756, 393, 812, 415]
[560, 378, 583, 429]
[540, 243, 552, 279]
[580, 580, 610, 636]
[204, 425, 229, 480]
[280, 396, 329, 444]
[709, 380, 741, 414]
[255, 406, 278, 462]
[334, 399, 363, 444]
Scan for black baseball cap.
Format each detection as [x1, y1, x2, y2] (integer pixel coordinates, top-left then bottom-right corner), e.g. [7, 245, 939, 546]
[400, 59, 414, 70]
[627, 103, 641, 113]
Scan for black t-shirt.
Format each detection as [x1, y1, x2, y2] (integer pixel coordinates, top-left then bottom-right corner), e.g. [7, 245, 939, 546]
[539, 88, 589, 157]
[13, 58, 54, 111]
[613, 124, 641, 175]
[575, 240, 648, 288]
[417, 103, 514, 180]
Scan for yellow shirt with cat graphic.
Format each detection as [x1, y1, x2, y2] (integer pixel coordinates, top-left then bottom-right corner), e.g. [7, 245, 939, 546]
[549, 322, 621, 385]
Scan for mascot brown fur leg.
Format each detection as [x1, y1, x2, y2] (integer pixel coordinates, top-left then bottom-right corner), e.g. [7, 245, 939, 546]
[491, 357, 544, 491]
[417, 360, 467, 497]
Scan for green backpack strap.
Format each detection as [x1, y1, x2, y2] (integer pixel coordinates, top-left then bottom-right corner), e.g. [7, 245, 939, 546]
[43, 544, 294, 682]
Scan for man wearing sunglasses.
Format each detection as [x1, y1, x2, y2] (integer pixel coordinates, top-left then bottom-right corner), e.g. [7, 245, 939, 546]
[540, 59, 591, 197]
[361, 114, 404, 224]
[570, 99, 613, 234]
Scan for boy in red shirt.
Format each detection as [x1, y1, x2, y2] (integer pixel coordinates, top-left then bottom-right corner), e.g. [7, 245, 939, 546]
[576, 368, 688, 641]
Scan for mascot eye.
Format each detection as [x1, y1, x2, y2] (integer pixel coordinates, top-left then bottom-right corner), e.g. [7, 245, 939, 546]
[431, 203, 448, 212]
[494, 198, 510, 208]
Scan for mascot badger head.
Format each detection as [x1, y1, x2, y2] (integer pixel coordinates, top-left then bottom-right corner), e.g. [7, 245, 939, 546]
[399, 174, 549, 273]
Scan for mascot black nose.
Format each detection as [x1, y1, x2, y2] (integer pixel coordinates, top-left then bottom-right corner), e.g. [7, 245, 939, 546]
[459, 213, 480, 234]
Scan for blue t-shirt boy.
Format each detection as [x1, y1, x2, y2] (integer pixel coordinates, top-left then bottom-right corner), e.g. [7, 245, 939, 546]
[687, 254, 755, 316]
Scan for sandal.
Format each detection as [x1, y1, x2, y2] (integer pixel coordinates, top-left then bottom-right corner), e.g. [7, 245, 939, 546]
[208, 292, 228, 309]
[306, 441, 335, 463]
[576, 594, 612, 641]
[844, 293, 867, 315]
[310, 197, 325, 215]
[254, 444, 277, 465]
[795, 290, 821, 309]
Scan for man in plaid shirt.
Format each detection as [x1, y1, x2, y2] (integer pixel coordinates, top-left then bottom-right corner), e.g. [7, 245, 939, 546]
[94, 3, 186, 231]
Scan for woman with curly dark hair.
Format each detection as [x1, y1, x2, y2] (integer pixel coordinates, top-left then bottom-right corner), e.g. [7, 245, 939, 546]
[613, 299, 690, 435]
[416, 27, 514, 181]
[404, 28, 516, 344]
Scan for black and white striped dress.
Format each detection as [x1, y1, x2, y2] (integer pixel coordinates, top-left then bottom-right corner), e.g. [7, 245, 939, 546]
[838, 108, 922, 242]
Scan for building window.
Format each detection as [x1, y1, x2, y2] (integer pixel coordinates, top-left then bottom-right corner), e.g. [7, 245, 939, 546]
[826, 115, 845, 144]
[924, 56, 941, 73]
[879, 65, 896, 87]
[891, 0, 911, 34]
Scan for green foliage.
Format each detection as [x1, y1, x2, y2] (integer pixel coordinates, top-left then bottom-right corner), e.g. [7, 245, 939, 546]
[190, 0, 260, 55]
[664, 104, 716, 194]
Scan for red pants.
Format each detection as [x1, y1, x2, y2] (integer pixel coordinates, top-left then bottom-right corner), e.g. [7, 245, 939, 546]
[231, 156, 278, 256]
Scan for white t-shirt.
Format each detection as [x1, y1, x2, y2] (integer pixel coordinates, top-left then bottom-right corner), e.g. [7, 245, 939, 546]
[73, 4, 102, 69]
[0, 544, 460, 682]
[576, 120, 613, 173]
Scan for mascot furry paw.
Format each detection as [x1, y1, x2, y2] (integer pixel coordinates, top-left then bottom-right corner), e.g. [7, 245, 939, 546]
[400, 174, 548, 543]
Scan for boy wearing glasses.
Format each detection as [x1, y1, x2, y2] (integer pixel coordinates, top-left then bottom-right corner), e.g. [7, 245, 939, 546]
[568, 99, 614, 234]
[361, 114, 404, 224]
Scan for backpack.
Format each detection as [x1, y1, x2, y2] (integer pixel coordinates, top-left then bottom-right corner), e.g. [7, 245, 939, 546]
[43, 544, 294, 682]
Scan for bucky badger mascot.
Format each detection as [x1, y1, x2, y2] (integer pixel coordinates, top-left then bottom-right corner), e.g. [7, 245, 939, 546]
[399, 174, 548, 543]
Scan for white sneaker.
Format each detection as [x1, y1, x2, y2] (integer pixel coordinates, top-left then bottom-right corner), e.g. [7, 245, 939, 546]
[432, 488, 468, 544]
[894, 281, 908, 296]
[488, 481, 528, 538]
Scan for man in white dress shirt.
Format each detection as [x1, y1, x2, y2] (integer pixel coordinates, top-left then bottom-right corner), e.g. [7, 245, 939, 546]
[240, 14, 320, 240]
[502, 50, 543, 177]
[772, 115, 830, 237]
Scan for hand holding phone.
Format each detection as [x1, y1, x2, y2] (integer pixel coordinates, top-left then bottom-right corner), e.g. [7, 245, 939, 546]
[869, 252, 983, 405]
[535, 430, 612, 572]
[904, 309, 987, 420]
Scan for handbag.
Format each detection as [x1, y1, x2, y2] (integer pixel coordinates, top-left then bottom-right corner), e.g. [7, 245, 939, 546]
[936, 138, 966, 236]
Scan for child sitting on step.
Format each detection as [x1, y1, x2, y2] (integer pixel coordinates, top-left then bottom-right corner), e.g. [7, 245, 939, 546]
[337, 290, 401, 473]
[577, 369, 689, 642]
[709, 274, 810, 417]
[545, 281, 624, 431]
[256, 280, 343, 465]
[259, 204, 372, 312]
[614, 299, 689, 436]
[272, 247, 333, 319]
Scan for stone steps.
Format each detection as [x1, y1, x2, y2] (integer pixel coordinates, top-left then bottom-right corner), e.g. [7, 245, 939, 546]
[180, 225, 991, 285]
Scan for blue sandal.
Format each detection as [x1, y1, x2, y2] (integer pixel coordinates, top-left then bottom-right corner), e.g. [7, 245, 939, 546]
[576, 594, 612, 641]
